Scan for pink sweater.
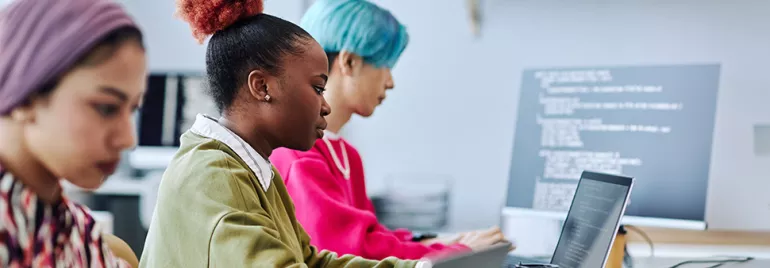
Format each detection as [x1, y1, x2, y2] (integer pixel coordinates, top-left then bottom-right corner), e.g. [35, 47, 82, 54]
[270, 137, 469, 261]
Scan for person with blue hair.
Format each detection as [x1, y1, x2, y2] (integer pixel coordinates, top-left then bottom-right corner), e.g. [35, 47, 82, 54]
[270, 0, 511, 261]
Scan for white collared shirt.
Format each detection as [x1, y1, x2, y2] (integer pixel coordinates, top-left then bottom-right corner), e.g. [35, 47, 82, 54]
[189, 114, 274, 191]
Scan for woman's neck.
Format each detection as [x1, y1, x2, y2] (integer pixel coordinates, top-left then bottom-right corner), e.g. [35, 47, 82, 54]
[0, 120, 62, 204]
[219, 115, 274, 159]
[325, 106, 352, 134]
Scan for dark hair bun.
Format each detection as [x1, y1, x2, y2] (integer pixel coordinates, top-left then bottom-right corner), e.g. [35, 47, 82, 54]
[175, 0, 265, 43]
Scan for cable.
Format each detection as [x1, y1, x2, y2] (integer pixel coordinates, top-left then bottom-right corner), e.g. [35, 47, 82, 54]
[623, 245, 634, 268]
[667, 256, 754, 268]
[622, 226, 754, 268]
[624, 225, 654, 257]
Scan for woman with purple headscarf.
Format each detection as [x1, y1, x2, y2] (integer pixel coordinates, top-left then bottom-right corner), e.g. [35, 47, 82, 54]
[0, 0, 147, 267]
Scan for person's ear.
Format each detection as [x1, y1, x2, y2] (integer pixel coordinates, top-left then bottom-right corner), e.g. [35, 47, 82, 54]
[247, 70, 272, 102]
[9, 101, 36, 124]
[7, 91, 56, 124]
[337, 50, 363, 77]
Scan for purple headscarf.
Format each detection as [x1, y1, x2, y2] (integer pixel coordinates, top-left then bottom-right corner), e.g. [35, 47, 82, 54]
[0, 0, 140, 115]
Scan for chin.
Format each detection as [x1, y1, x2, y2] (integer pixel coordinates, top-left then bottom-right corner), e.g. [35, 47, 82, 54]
[295, 144, 315, 152]
[65, 176, 105, 190]
[357, 107, 376, 118]
[287, 139, 316, 152]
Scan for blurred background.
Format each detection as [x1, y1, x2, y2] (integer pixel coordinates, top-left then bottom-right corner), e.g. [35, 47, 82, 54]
[5, 0, 770, 262]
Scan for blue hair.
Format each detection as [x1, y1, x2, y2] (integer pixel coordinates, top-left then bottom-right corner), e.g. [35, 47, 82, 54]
[300, 0, 409, 69]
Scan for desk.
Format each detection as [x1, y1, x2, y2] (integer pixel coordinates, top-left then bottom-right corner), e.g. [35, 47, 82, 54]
[507, 243, 770, 267]
[626, 242, 770, 267]
[627, 243, 770, 259]
[634, 257, 770, 267]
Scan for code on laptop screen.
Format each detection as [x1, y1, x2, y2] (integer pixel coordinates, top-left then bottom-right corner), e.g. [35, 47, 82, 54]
[549, 177, 630, 268]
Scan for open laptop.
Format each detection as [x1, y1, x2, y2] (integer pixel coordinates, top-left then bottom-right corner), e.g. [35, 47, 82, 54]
[506, 171, 634, 268]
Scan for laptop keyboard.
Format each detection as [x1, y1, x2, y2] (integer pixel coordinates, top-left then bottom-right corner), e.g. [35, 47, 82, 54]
[503, 255, 549, 267]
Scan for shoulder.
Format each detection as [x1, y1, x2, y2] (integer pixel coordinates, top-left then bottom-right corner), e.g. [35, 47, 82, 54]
[102, 233, 138, 267]
[161, 131, 260, 209]
[170, 131, 252, 180]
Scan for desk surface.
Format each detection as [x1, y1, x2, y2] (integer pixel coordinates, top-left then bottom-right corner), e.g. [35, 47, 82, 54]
[635, 257, 770, 267]
[506, 255, 769, 267]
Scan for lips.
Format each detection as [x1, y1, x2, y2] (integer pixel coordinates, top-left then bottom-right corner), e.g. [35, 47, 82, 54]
[316, 122, 327, 138]
[96, 161, 119, 175]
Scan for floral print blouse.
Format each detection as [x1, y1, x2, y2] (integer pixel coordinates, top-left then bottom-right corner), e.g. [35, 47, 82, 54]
[0, 168, 129, 267]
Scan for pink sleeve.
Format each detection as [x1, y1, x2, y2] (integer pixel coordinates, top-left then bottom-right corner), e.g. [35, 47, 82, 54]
[285, 158, 469, 261]
[388, 227, 414, 242]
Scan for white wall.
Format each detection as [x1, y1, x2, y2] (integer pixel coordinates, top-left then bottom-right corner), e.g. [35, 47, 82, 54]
[122, 0, 306, 72]
[343, 0, 770, 232]
[116, 0, 770, 232]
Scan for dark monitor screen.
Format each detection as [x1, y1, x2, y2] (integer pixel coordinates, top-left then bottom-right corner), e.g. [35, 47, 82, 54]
[549, 171, 633, 268]
[137, 73, 214, 146]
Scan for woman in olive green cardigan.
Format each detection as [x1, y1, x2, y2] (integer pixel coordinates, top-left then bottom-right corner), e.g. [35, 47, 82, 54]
[138, 1, 429, 267]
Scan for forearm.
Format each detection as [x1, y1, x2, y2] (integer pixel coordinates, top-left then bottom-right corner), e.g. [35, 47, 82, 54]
[307, 248, 421, 268]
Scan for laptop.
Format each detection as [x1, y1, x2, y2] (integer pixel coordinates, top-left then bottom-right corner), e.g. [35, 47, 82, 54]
[434, 242, 512, 268]
[505, 171, 634, 268]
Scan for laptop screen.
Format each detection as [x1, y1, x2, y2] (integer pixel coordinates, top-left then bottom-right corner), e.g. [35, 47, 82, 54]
[549, 171, 633, 268]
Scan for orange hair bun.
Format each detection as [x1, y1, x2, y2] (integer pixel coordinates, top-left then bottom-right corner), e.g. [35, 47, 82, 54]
[175, 0, 265, 43]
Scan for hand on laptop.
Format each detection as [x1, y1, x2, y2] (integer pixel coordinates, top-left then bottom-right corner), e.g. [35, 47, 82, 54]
[419, 234, 463, 246]
[456, 226, 515, 252]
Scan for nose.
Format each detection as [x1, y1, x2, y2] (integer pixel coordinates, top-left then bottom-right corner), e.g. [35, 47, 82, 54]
[385, 69, 394, 90]
[321, 96, 332, 117]
[112, 113, 137, 151]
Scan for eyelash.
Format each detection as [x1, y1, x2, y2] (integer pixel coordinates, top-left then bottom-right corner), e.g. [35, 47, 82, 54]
[313, 86, 326, 95]
[93, 103, 120, 117]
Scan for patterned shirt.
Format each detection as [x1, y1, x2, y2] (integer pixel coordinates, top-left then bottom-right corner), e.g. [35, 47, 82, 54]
[0, 169, 129, 268]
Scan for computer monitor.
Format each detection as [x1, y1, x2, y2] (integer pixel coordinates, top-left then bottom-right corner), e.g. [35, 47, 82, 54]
[504, 64, 720, 230]
[132, 73, 215, 170]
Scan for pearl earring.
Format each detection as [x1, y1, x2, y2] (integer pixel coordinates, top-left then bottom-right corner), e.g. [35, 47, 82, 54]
[10, 110, 28, 122]
[265, 95, 271, 102]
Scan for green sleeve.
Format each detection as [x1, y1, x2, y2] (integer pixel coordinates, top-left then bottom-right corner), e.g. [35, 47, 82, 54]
[300, 227, 420, 268]
[205, 155, 418, 267]
[209, 199, 420, 268]
[210, 210, 310, 267]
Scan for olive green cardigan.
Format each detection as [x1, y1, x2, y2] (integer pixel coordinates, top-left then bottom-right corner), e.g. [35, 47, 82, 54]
[139, 114, 422, 268]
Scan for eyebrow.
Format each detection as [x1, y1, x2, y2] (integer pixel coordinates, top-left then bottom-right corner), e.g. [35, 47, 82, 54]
[99, 86, 128, 102]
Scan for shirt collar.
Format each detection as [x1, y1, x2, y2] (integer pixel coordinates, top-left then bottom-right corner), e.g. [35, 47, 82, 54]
[189, 114, 273, 190]
[1, 171, 74, 238]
